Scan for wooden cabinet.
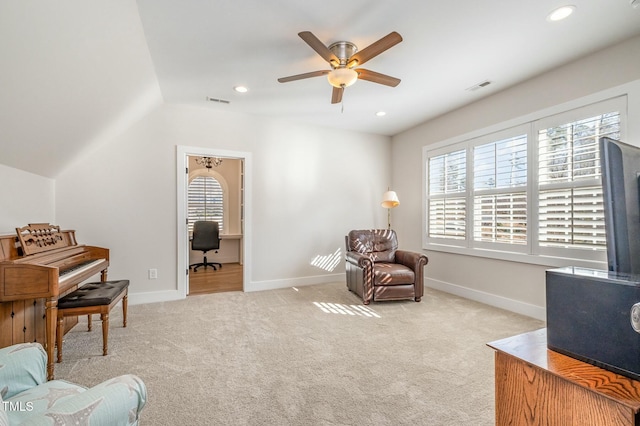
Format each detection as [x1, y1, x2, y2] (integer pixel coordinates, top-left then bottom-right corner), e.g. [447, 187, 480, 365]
[0, 298, 46, 347]
[488, 329, 640, 426]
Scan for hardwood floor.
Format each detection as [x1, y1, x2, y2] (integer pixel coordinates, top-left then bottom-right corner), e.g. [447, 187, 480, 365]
[188, 263, 243, 295]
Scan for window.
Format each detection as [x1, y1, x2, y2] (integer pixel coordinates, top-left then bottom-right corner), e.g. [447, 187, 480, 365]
[424, 96, 625, 265]
[537, 112, 620, 254]
[473, 134, 528, 247]
[188, 175, 224, 232]
[428, 149, 466, 240]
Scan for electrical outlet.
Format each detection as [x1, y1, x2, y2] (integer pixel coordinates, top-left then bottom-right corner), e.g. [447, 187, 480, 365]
[148, 268, 158, 279]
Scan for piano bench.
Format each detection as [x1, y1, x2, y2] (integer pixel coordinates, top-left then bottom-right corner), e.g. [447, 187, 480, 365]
[56, 279, 129, 363]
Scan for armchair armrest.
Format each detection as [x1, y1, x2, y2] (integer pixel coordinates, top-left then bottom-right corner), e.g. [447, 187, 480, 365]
[395, 250, 429, 272]
[0, 343, 47, 400]
[19, 374, 147, 426]
[396, 250, 429, 300]
[345, 251, 373, 269]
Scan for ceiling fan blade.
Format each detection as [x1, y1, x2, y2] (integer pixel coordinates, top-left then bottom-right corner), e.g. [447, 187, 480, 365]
[298, 31, 339, 65]
[356, 69, 401, 87]
[331, 86, 343, 104]
[278, 70, 330, 83]
[348, 31, 402, 67]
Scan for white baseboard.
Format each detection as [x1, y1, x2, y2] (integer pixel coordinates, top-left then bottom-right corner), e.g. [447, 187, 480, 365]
[425, 277, 546, 321]
[128, 289, 183, 305]
[246, 273, 345, 292]
[128, 274, 345, 305]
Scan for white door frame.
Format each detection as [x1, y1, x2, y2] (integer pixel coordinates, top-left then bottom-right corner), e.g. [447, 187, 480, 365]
[176, 145, 251, 297]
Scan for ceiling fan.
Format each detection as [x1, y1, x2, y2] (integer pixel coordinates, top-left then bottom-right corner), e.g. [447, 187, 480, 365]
[278, 31, 403, 104]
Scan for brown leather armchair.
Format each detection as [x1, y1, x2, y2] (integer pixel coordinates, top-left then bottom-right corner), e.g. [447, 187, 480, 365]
[345, 229, 428, 305]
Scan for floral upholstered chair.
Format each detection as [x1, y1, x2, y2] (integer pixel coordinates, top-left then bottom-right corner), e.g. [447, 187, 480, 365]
[0, 343, 146, 426]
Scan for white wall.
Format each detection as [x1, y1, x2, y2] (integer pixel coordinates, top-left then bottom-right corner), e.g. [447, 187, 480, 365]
[0, 164, 55, 235]
[55, 104, 391, 303]
[392, 35, 640, 320]
[0, 0, 162, 178]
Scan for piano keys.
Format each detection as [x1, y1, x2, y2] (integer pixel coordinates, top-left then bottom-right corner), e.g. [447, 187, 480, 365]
[0, 223, 109, 380]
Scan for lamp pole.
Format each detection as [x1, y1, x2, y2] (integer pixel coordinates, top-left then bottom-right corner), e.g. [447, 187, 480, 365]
[381, 189, 400, 230]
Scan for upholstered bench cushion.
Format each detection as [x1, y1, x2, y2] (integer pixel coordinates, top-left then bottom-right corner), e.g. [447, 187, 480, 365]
[58, 280, 129, 309]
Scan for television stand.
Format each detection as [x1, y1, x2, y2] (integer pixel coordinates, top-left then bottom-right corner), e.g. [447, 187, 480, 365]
[487, 328, 640, 425]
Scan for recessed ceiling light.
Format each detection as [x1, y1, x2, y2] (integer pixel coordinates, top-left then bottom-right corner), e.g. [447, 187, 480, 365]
[234, 86, 248, 93]
[547, 5, 576, 22]
[376, 111, 386, 117]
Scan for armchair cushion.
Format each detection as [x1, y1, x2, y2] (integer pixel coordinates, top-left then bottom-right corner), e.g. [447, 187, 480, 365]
[373, 263, 415, 285]
[1, 394, 8, 426]
[0, 343, 47, 401]
[0, 343, 146, 426]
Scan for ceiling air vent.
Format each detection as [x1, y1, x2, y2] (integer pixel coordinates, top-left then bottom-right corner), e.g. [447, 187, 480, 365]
[466, 80, 492, 92]
[206, 97, 230, 104]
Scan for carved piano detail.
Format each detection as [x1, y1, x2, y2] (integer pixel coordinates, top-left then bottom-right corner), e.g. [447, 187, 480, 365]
[16, 223, 68, 255]
[0, 223, 109, 380]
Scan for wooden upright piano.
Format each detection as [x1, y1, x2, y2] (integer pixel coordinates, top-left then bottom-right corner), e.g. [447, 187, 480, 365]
[0, 223, 109, 380]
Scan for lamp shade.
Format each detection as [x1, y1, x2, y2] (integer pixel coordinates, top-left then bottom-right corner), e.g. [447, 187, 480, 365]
[381, 190, 400, 208]
[327, 68, 358, 88]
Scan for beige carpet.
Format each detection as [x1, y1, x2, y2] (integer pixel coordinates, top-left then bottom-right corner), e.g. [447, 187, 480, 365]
[54, 282, 543, 425]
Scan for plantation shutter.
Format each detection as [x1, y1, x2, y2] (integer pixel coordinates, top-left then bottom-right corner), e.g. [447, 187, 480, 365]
[428, 149, 466, 240]
[473, 134, 528, 245]
[188, 176, 224, 232]
[537, 112, 621, 250]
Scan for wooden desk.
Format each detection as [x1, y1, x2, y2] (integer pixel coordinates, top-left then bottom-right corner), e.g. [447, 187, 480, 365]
[487, 328, 640, 426]
[188, 233, 243, 264]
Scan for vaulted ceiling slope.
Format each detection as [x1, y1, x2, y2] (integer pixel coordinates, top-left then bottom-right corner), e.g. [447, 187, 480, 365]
[1, 1, 640, 178]
[0, 1, 161, 178]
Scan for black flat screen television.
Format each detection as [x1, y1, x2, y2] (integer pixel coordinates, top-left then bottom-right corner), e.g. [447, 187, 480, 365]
[599, 137, 640, 275]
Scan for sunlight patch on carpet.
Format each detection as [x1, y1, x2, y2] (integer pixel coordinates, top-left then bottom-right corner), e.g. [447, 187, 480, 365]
[313, 302, 381, 318]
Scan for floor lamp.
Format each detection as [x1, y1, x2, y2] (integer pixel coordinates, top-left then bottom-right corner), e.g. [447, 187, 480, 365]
[381, 190, 400, 229]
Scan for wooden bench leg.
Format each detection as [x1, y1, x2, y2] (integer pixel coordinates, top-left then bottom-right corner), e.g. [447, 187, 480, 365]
[56, 316, 64, 363]
[123, 294, 128, 328]
[101, 313, 109, 356]
[87, 314, 92, 331]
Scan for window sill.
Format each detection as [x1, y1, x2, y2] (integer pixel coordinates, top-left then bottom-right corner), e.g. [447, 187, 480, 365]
[423, 242, 607, 270]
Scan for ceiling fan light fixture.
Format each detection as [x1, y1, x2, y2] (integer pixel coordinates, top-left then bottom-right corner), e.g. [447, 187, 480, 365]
[327, 68, 358, 88]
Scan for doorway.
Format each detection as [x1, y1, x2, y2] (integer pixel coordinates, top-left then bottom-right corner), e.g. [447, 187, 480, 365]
[176, 146, 252, 298]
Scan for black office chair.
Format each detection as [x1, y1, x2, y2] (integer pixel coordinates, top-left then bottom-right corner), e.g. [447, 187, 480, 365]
[189, 221, 223, 272]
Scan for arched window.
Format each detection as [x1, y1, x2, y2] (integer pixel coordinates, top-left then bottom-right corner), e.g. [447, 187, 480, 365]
[188, 175, 224, 233]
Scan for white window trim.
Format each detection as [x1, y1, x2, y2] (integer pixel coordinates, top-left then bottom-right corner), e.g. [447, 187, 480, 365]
[423, 94, 628, 269]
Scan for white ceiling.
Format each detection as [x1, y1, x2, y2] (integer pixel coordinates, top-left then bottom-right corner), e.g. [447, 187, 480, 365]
[136, 0, 640, 136]
[1, 1, 640, 178]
